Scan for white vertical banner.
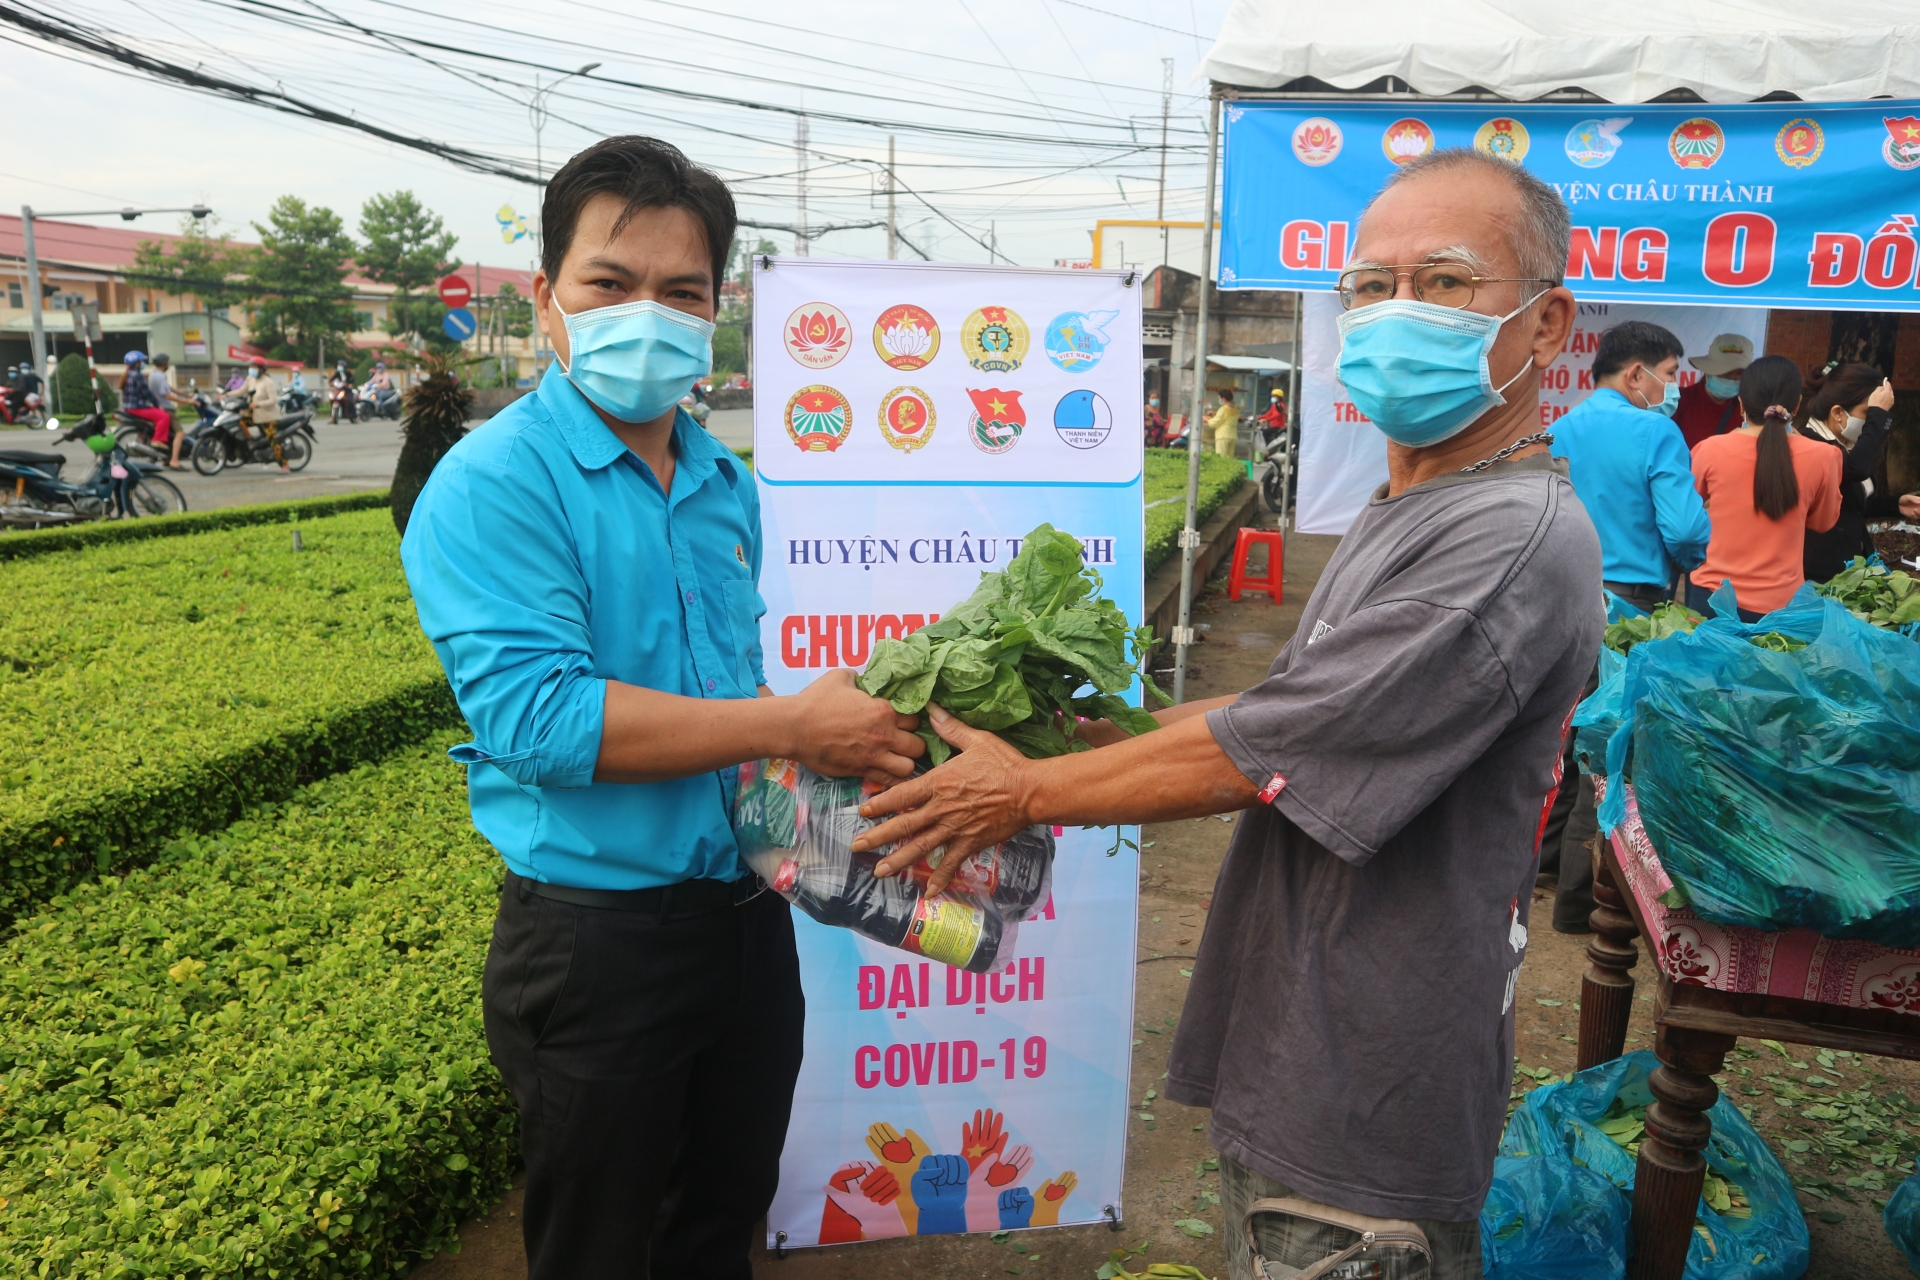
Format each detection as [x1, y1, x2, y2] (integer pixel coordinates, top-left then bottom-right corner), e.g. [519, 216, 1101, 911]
[751, 257, 1145, 1250]
[1294, 293, 1771, 535]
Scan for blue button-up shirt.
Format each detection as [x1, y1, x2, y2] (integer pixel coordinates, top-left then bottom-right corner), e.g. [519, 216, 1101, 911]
[401, 373, 766, 889]
[1550, 387, 1711, 589]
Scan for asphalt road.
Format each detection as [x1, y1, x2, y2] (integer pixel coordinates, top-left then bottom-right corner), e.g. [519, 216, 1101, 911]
[4, 405, 757, 515]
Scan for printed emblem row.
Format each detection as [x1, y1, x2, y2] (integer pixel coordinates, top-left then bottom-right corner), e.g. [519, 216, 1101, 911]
[783, 386, 1117, 455]
[785, 302, 1122, 375]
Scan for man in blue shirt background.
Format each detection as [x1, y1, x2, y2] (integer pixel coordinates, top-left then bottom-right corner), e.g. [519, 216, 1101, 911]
[401, 135, 923, 1280]
[1540, 319, 1710, 933]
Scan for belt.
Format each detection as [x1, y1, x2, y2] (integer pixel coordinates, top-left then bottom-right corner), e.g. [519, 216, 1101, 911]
[505, 868, 765, 915]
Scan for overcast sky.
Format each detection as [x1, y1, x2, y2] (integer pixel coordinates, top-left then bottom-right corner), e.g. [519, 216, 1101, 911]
[3, 0, 1231, 275]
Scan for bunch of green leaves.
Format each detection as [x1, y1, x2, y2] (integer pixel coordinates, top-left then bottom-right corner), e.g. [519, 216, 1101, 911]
[0, 736, 515, 1277]
[858, 524, 1167, 764]
[1603, 601, 1703, 654]
[0, 506, 457, 918]
[1817, 556, 1920, 632]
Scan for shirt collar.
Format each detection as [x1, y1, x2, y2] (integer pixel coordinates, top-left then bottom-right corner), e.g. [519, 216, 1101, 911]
[536, 372, 739, 488]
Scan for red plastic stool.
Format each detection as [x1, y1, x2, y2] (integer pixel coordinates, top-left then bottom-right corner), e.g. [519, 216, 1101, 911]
[1227, 527, 1284, 603]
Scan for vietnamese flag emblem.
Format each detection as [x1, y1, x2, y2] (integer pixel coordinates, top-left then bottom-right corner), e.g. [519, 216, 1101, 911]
[1885, 116, 1920, 170]
[966, 388, 1026, 454]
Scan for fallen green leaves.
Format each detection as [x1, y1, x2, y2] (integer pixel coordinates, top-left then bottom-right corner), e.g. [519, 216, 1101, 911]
[0, 507, 457, 916]
[0, 736, 513, 1276]
[858, 524, 1166, 763]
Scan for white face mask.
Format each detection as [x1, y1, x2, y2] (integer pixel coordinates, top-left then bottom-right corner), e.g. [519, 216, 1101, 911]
[1840, 414, 1865, 444]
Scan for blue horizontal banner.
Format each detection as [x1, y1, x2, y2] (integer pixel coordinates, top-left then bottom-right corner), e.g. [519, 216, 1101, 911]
[1219, 100, 1920, 311]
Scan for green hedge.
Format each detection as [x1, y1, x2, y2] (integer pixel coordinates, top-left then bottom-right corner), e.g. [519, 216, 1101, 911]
[1143, 448, 1250, 574]
[0, 491, 392, 563]
[0, 508, 457, 919]
[0, 737, 515, 1277]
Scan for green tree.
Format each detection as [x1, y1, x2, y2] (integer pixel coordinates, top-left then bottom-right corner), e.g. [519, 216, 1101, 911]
[391, 348, 473, 535]
[52, 353, 117, 418]
[358, 191, 461, 351]
[712, 324, 745, 375]
[493, 282, 533, 339]
[242, 197, 356, 365]
[126, 216, 247, 311]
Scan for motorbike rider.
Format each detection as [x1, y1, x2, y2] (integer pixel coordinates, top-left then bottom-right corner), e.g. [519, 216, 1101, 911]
[365, 360, 399, 416]
[147, 354, 194, 469]
[8, 362, 45, 421]
[239, 359, 290, 473]
[329, 359, 357, 421]
[119, 351, 176, 456]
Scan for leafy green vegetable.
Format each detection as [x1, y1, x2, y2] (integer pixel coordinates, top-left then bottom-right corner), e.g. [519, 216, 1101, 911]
[857, 524, 1167, 763]
[1603, 601, 1704, 654]
[1816, 556, 1920, 633]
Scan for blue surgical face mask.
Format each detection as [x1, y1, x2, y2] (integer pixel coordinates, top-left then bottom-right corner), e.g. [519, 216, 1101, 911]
[1335, 296, 1538, 447]
[553, 295, 714, 424]
[1634, 367, 1681, 417]
[1705, 375, 1741, 400]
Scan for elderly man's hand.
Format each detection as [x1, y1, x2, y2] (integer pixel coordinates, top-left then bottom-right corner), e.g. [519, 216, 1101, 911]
[787, 670, 925, 784]
[853, 706, 1033, 894]
[1902, 492, 1920, 521]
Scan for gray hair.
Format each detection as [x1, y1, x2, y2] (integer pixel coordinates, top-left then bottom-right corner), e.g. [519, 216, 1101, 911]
[1370, 148, 1570, 286]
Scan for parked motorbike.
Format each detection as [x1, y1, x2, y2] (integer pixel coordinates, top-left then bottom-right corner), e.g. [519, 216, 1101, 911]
[0, 417, 187, 529]
[1252, 417, 1293, 517]
[190, 397, 316, 475]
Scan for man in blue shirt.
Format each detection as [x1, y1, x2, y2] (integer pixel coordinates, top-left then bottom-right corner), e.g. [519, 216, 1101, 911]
[1540, 319, 1709, 932]
[401, 136, 922, 1280]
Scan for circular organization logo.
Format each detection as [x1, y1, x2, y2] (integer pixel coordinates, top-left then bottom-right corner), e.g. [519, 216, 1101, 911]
[878, 387, 935, 453]
[1473, 117, 1530, 163]
[1043, 309, 1117, 373]
[960, 306, 1029, 373]
[1291, 117, 1343, 167]
[873, 303, 940, 371]
[1381, 118, 1434, 165]
[784, 385, 853, 452]
[1774, 118, 1824, 169]
[1565, 117, 1629, 169]
[1669, 118, 1725, 169]
[1887, 117, 1920, 171]
[783, 303, 851, 369]
[1052, 389, 1112, 450]
[965, 388, 1026, 455]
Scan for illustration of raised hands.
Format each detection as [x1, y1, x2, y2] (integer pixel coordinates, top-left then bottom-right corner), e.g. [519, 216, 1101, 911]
[1031, 1170, 1078, 1227]
[997, 1185, 1035, 1230]
[967, 1142, 1034, 1232]
[822, 1160, 907, 1242]
[960, 1108, 1007, 1172]
[909, 1153, 972, 1235]
[865, 1122, 932, 1234]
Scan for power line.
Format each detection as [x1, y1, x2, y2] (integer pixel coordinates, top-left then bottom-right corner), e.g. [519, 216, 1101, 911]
[1051, 0, 1207, 40]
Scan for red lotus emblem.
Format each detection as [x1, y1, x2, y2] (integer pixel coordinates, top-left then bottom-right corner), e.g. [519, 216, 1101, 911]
[783, 302, 852, 370]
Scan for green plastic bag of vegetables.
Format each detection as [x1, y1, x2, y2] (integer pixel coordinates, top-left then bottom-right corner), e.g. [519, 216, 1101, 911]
[858, 523, 1165, 764]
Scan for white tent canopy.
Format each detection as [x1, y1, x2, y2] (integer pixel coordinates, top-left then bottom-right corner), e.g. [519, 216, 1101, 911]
[1199, 1, 1920, 103]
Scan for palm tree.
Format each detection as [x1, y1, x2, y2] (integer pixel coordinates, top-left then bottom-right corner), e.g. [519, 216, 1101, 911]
[390, 349, 473, 535]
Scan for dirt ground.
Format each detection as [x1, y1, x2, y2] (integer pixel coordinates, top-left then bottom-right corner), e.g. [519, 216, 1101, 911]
[411, 527, 1920, 1280]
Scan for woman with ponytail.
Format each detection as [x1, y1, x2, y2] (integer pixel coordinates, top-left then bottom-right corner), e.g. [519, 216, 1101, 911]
[1688, 354, 1842, 621]
[1797, 360, 1897, 582]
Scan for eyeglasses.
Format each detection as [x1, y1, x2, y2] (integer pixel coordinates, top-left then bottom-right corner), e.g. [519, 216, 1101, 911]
[1336, 263, 1558, 312]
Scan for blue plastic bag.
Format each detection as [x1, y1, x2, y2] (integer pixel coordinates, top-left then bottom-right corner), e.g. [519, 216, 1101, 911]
[1481, 1155, 1630, 1280]
[1498, 1051, 1808, 1280]
[1571, 592, 1649, 775]
[1593, 582, 1920, 942]
[1885, 1171, 1920, 1272]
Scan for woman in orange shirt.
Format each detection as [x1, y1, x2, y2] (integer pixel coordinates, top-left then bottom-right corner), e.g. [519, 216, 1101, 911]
[1688, 355, 1842, 622]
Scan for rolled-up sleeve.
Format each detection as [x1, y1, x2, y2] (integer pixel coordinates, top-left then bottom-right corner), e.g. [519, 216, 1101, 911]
[401, 453, 605, 788]
[1206, 600, 1518, 864]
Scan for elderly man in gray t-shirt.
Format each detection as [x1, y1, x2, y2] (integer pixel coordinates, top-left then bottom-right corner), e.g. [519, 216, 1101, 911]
[853, 149, 1602, 1279]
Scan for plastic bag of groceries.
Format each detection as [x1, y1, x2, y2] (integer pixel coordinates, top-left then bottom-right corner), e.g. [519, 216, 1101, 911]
[1595, 582, 1920, 943]
[1882, 1169, 1920, 1271]
[1498, 1051, 1807, 1280]
[733, 758, 1053, 973]
[1480, 1155, 1629, 1280]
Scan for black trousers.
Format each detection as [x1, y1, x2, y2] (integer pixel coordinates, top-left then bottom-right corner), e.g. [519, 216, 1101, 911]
[483, 875, 806, 1279]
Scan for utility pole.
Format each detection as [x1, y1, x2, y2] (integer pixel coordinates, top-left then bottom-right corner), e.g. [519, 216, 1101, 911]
[1157, 58, 1173, 222]
[886, 135, 897, 261]
[1173, 93, 1222, 705]
[528, 62, 599, 377]
[795, 114, 810, 257]
[990, 222, 998, 265]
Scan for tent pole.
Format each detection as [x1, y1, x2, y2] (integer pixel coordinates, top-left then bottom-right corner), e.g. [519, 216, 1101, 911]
[1172, 90, 1221, 706]
[1279, 291, 1303, 531]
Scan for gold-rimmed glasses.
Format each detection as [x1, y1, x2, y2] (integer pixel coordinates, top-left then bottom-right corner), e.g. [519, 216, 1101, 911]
[1337, 263, 1558, 311]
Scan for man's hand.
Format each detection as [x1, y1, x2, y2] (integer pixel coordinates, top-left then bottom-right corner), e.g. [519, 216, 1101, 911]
[786, 669, 925, 784]
[1902, 492, 1920, 521]
[854, 706, 1033, 893]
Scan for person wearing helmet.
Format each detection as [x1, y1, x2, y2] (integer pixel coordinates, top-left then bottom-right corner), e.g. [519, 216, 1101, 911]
[240, 360, 289, 473]
[329, 358, 357, 422]
[367, 359, 398, 416]
[147, 353, 192, 469]
[119, 350, 176, 461]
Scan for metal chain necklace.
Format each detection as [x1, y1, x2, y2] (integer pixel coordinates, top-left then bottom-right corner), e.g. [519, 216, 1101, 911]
[1460, 430, 1554, 473]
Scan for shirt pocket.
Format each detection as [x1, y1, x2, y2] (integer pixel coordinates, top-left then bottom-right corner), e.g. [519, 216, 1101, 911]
[721, 578, 766, 691]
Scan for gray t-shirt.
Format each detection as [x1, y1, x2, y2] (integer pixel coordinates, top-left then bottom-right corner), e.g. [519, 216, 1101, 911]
[1166, 454, 1603, 1223]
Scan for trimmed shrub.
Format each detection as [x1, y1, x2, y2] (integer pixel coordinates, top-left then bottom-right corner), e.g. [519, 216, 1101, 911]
[0, 738, 516, 1277]
[1144, 448, 1248, 574]
[0, 507, 456, 917]
[0, 491, 392, 563]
